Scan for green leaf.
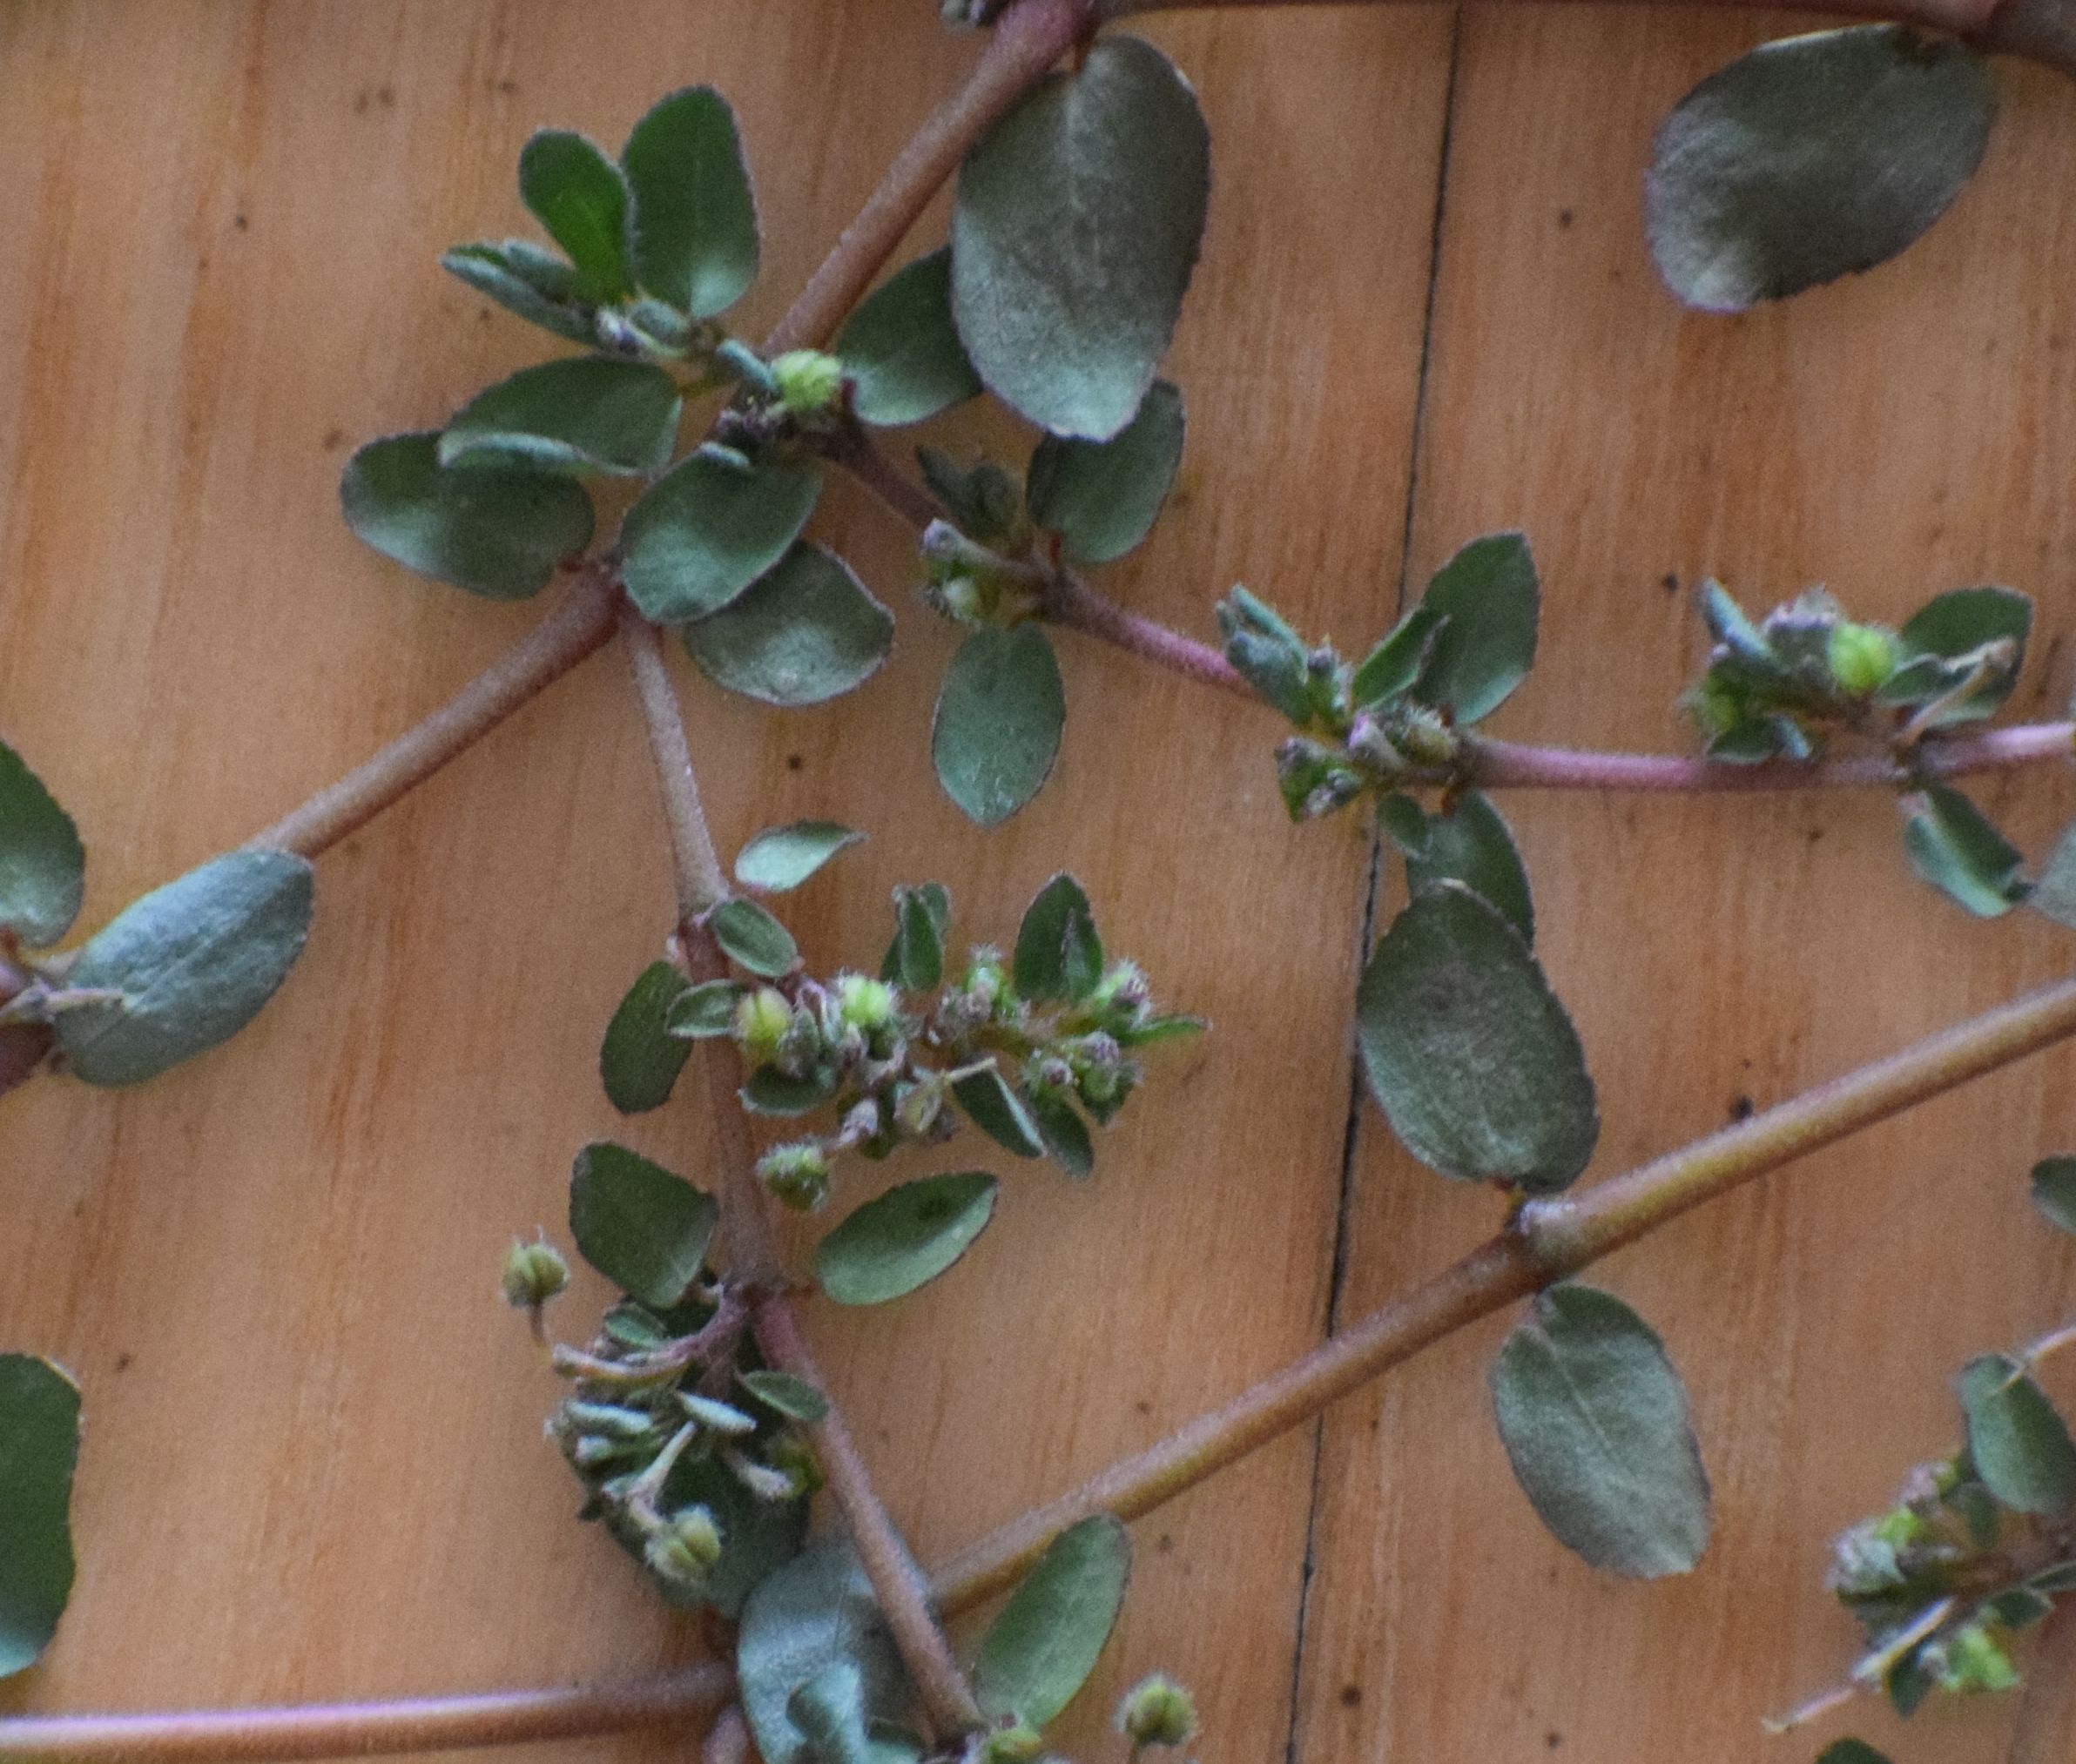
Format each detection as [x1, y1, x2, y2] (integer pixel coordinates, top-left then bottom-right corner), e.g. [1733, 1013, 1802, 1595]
[973, 1514, 1131, 1727]
[441, 240, 597, 344]
[1403, 791, 1533, 945]
[1014, 873, 1102, 1003]
[622, 448, 821, 623]
[0, 1356, 79, 1679]
[880, 884, 950, 993]
[622, 87, 758, 320]
[932, 627, 1065, 827]
[1029, 1093, 1094, 1179]
[815, 1173, 998, 1306]
[952, 35, 1209, 440]
[1489, 1283, 1712, 1578]
[740, 1370, 829, 1425]
[0, 738, 84, 947]
[1645, 25, 1996, 313]
[738, 1540, 913, 1764]
[599, 961, 693, 1115]
[837, 249, 982, 428]
[1893, 586, 2032, 727]
[340, 433, 595, 599]
[1959, 1354, 2076, 1516]
[787, 1664, 877, 1764]
[1816, 1740, 1892, 1764]
[1355, 882, 1597, 1192]
[684, 544, 894, 708]
[2030, 818, 2076, 930]
[1902, 785, 2027, 919]
[741, 1067, 839, 1117]
[916, 449, 1023, 549]
[1025, 380, 1184, 565]
[1351, 606, 1447, 711]
[952, 1067, 1045, 1159]
[736, 823, 865, 894]
[517, 130, 632, 303]
[567, 1141, 718, 1308]
[2032, 1156, 2076, 1235]
[666, 980, 742, 1040]
[709, 899, 798, 979]
[439, 357, 680, 477]
[1412, 532, 1539, 724]
[56, 851, 313, 1088]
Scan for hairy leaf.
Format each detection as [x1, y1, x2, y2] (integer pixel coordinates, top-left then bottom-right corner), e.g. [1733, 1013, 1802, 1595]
[881, 884, 950, 993]
[623, 87, 758, 320]
[441, 240, 597, 343]
[738, 1541, 912, 1764]
[1413, 533, 1539, 724]
[684, 544, 894, 706]
[952, 1067, 1045, 1159]
[932, 627, 1064, 826]
[440, 357, 680, 476]
[973, 1514, 1131, 1727]
[837, 249, 981, 427]
[0, 738, 84, 947]
[739, 1370, 829, 1425]
[709, 899, 799, 979]
[1960, 1354, 2076, 1516]
[1025, 380, 1184, 564]
[568, 1141, 717, 1308]
[622, 448, 820, 623]
[1403, 790, 1534, 945]
[1014, 873, 1102, 1002]
[735, 823, 864, 893]
[0, 1356, 79, 1679]
[600, 960, 692, 1114]
[816, 1173, 998, 1306]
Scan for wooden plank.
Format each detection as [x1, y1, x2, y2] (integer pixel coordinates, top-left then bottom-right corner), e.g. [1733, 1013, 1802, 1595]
[1294, 14, 2076, 1761]
[0, 4, 1452, 1761]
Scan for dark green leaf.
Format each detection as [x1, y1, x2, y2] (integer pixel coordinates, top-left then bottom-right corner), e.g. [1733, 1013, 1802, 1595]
[1029, 1093, 1094, 1179]
[600, 960, 693, 1114]
[340, 433, 595, 599]
[917, 449, 1024, 550]
[880, 885, 950, 993]
[1893, 586, 2032, 727]
[740, 1370, 829, 1425]
[1376, 791, 1430, 855]
[1489, 1283, 1711, 1578]
[815, 1173, 998, 1305]
[932, 627, 1065, 827]
[709, 899, 798, 979]
[1816, 1741, 1892, 1764]
[440, 357, 680, 476]
[441, 241, 597, 343]
[1413, 532, 1539, 724]
[1645, 25, 1996, 313]
[568, 1141, 717, 1307]
[837, 250, 981, 428]
[622, 87, 758, 320]
[0, 1356, 79, 1679]
[952, 36, 1209, 440]
[973, 1514, 1131, 1727]
[741, 1067, 839, 1117]
[1351, 606, 1447, 711]
[1014, 873, 1102, 1002]
[1025, 380, 1184, 564]
[1355, 882, 1597, 1192]
[623, 448, 820, 623]
[1959, 1354, 2076, 1516]
[1902, 785, 2026, 919]
[684, 544, 894, 707]
[2032, 1156, 2076, 1235]
[56, 851, 313, 1087]
[1404, 791, 1533, 945]
[666, 980, 742, 1040]
[518, 130, 632, 303]
[0, 738, 84, 947]
[952, 1067, 1044, 1159]
[738, 1540, 913, 1764]
[736, 823, 864, 894]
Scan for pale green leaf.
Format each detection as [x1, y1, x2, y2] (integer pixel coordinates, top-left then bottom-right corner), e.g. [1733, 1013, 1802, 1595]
[952, 1067, 1044, 1159]
[736, 823, 865, 893]
[568, 1141, 718, 1308]
[738, 1540, 913, 1764]
[739, 1370, 829, 1425]
[880, 884, 949, 993]
[816, 1174, 998, 1306]
[932, 627, 1064, 827]
[1903, 785, 2026, 919]
[1893, 586, 2031, 727]
[973, 1514, 1131, 1727]
[441, 240, 596, 343]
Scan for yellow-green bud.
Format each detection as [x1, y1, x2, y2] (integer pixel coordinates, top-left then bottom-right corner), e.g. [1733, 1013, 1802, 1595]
[1116, 1675, 1196, 1749]
[771, 349, 846, 416]
[644, 1504, 723, 1588]
[501, 1236, 569, 1311]
[836, 973, 898, 1033]
[734, 986, 794, 1065]
[1828, 620, 1900, 696]
[757, 1141, 831, 1211]
[980, 1722, 1046, 1764]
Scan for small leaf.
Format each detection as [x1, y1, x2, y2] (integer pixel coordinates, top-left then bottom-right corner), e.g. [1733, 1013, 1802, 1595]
[0, 1356, 80, 1679]
[709, 899, 798, 979]
[787, 1664, 876, 1764]
[1816, 1740, 1892, 1764]
[684, 544, 894, 707]
[1404, 791, 1533, 944]
[666, 980, 742, 1040]
[1489, 1283, 1712, 1578]
[739, 1370, 829, 1425]
[568, 1141, 718, 1308]
[837, 249, 982, 428]
[952, 1067, 1045, 1159]
[1355, 882, 1597, 1192]
[517, 130, 633, 303]
[1959, 1353, 2076, 1516]
[741, 1067, 839, 1117]
[1893, 586, 2032, 727]
[1376, 791, 1430, 855]
[1902, 785, 2026, 919]
[1025, 380, 1184, 565]
[1029, 1094, 1094, 1179]
[340, 433, 595, 599]
[1351, 606, 1447, 711]
[600, 960, 693, 1114]
[1014, 873, 1103, 1003]
[441, 241, 597, 343]
[738, 1540, 913, 1764]
[622, 448, 821, 623]
[56, 851, 313, 1088]
[952, 36, 1209, 440]
[1413, 533, 1539, 724]
[2032, 1157, 2076, 1235]
[736, 823, 864, 894]
[0, 737, 84, 947]
[916, 450, 1023, 549]
[973, 1514, 1131, 1727]
[1646, 25, 1996, 313]
[815, 1174, 999, 1305]
[622, 87, 758, 320]
[881, 884, 950, 993]
[439, 357, 681, 476]
[932, 627, 1065, 827]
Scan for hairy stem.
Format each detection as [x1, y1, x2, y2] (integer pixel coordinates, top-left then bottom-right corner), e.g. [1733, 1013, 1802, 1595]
[618, 610, 729, 923]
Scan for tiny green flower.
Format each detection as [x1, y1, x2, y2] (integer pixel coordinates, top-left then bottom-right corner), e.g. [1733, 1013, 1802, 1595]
[771, 349, 845, 416]
[1116, 1673, 1197, 1749]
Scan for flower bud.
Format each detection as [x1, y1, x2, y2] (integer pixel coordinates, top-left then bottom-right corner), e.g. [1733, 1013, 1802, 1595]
[893, 1075, 946, 1140]
[1393, 704, 1459, 768]
[734, 987, 794, 1065]
[501, 1236, 569, 1312]
[1828, 620, 1900, 696]
[771, 349, 846, 416]
[644, 1503, 724, 1590]
[757, 1141, 832, 1211]
[1116, 1674, 1197, 1749]
[980, 1722, 1046, 1764]
[835, 973, 898, 1033]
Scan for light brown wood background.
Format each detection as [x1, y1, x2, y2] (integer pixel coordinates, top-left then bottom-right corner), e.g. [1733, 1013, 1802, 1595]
[4, 3, 2076, 1760]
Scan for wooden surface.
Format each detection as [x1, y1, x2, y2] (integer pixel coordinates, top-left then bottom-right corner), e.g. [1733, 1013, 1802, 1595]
[2, 5, 2073, 1761]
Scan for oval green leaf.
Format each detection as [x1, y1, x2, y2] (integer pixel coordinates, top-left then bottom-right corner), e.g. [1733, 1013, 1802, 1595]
[952, 36, 1209, 441]
[1014, 872, 1102, 1003]
[0, 737, 84, 948]
[517, 130, 632, 304]
[880, 883, 950, 993]
[623, 86, 758, 320]
[568, 1141, 718, 1308]
[973, 1513, 1131, 1727]
[739, 1370, 830, 1425]
[1489, 1283, 1712, 1579]
[340, 432, 595, 599]
[1403, 790, 1534, 945]
[932, 626, 1065, 827]
[1902, 785, 2026, 919]
[837, 249, 982, 428]
[599, 960, 692, 1115]
[1025, 380, 1184, 564]
[0, 1355, 80, 1679]
[1412, 532, 1540, 724]
[815, 1173, 999, 1306]
[441, 240, 597, 344]
[683, 544, 895, 708]
[952, 1067, 1045, 1160]
[55, 851, 314, 1088]
[1645, 26, 1996, 313]
[1960, 1353, 2076, 1516]
[709, 899, 799, 979]
[622, 448, 821, 623]
[440, 357, 681, 477]
[738, 1539, 912, 1764]
[786, 1664, 876, 1764]
[2032, 1156, 2076, 1235]
[667, 980, 741, 1040]
[1355, 882, 1597, 1192]
[735, 822, 865, 894]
